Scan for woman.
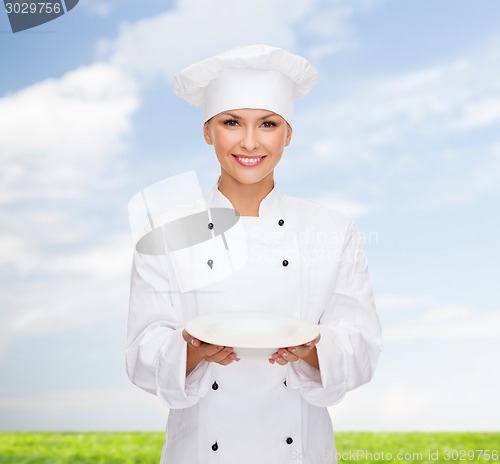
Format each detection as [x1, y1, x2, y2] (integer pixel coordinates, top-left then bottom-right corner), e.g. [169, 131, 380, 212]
[126, 44, 382, 464]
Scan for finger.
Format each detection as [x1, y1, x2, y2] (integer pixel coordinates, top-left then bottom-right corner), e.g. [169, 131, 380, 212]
[300, 335, 320, 350]
[217, 351, 240, 365]
[182, 329, 190, 343]
[183, 329, 202, 348]
[275, 350, 291, 365]
[268, 351, 282, 364]
[197, 343, 224, 358]
[305, 333, 321, 346]
[191, 337, 201, 348]
[281, 350, 299, 363]
[218, 352, 240, 366]
[288, 345, 308, 358]
[205, 346, 234, 364]
[270, 349, 296, 365]
[275, 355, 288, 366]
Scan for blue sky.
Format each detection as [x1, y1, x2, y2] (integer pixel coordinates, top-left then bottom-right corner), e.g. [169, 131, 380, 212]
[1, 0, 499, 431]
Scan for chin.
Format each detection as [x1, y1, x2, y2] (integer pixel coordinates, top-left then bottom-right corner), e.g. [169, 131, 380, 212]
[236, 174, 268, 185]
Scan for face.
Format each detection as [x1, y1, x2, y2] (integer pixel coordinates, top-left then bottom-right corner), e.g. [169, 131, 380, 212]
[203, 108, 292, 187]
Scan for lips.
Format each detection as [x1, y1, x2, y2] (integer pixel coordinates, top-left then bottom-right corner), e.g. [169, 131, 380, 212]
[232, 155, 266, 167]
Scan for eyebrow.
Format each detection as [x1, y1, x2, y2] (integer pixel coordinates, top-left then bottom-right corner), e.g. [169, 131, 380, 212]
[222, 111, 277, 120]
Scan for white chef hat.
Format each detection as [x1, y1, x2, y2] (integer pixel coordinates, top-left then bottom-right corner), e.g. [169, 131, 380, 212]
[173, 44, 318, 125]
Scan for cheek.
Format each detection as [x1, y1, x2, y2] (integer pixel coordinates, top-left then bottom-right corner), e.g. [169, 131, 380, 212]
[266, 132, 288, 153]
[213, 129, 238, 152]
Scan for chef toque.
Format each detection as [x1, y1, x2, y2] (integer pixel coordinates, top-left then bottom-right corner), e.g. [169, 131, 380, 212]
[173, 44, 318, 125]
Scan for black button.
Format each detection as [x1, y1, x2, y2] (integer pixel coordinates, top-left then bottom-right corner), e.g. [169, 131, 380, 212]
[282, 260, 289, 267]
[286, 437, 293, 445]
[212, 442, 218, 451]
[212, 381, 219, 391]
[278, 219, 284, 226]
[208, 222, 214, 230]
[283, 379, 287, 387]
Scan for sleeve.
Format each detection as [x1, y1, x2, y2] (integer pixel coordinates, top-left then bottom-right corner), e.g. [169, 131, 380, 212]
[286, 220, 383, 407]
[125, 249, 214, 409]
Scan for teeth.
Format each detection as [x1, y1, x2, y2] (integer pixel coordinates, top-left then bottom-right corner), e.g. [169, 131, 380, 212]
[237, 157, 261, 164]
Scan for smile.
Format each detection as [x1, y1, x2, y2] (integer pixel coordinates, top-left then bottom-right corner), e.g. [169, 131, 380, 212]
[232, 155, 266, 167]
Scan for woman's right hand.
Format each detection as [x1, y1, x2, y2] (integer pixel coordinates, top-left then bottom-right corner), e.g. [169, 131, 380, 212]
[182, 329, 240, 371]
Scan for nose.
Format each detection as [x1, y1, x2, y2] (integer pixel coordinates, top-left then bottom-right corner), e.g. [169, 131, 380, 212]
[240, 127, 259, 151]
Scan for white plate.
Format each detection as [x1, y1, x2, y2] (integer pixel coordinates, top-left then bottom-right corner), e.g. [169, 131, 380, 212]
[185, 312, 319, 358]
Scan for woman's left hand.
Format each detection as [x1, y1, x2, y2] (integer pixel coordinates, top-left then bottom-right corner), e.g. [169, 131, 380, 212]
[268, 333, 321, 366]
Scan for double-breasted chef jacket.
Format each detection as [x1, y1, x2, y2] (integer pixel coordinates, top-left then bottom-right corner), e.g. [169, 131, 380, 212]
[126, 181, 383, 464]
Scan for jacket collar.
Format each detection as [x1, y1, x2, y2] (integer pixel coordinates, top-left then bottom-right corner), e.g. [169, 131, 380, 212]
[206, 178, 283, 218]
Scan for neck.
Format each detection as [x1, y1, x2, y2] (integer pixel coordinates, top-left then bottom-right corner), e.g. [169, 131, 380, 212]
[218, 172, 274, 216]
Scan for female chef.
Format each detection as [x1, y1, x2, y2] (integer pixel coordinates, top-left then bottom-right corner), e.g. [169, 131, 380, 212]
[126, 45, 382, 464]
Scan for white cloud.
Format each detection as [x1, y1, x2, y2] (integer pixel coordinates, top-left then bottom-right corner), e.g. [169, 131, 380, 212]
[384, 311, 500, 340]
[312, 191, 376, 217]
[0, 387, 167, 431]
[83, 1, 113, 17]
[376, 295, 438, 311]
[0, 62, 139, 203]
[0, 231, 131, 279]
[52, 237, 131, 278]
[0, 271, 127, 337]
[0, 62, 139, 350]
[100, 0, 306, 81]
[98, 0, 379, 82]
[332, 381, 500, 431]
[376, 294, 498, 340]
[406, 137, 500, 210]
[423, 306, 469, 322]
[291, 40, 500, 208]
[300, 55, 500, 164]
[0, 233, 131, 352]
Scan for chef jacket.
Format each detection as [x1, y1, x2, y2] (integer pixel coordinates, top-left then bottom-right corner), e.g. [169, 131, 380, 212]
[126, 181, 382, 464]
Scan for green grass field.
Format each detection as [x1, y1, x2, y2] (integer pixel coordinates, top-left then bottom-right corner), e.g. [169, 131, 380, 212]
[0, 432, 498, 463]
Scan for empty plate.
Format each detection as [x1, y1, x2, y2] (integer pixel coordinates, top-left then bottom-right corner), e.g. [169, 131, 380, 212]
[185, 312, 319, 358]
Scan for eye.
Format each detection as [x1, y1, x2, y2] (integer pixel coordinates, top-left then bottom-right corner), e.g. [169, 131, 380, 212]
[223, 119, 239, 127]
[262, 120, 277, 128]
